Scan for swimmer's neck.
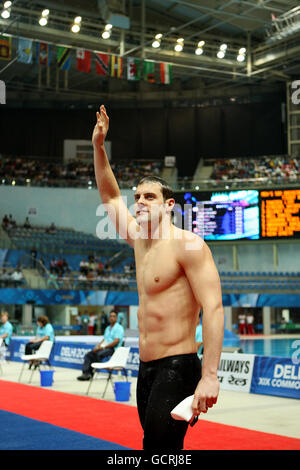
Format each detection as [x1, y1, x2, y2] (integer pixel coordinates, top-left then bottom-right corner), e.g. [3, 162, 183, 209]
[139, 218, 175, 246]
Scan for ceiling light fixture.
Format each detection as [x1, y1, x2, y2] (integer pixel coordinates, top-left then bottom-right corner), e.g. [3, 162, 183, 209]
[71, 16, 81, 33]
[102, 30, 110, 39]
[195, 40, 205, 55]
[39, 8, 49, 26]
[71, 24, 80, 33]
[174, 38, 184, 52]
[152, 33, 162, 48]
[152, 40, 160, 48]
[101, 23, 113, 39]
[195, 47, 203, 55]
[237, 47, 246, 62]
[1, 8, 11, 19]
[217, 43, 228, 59]
[39, 17, 47, 26]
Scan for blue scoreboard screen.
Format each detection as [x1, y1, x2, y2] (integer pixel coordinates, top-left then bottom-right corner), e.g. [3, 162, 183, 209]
[173, 190, 260, 241]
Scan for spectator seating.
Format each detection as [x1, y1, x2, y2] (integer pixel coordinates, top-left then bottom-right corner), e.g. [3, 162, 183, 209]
[0, 155, 163, 189]
[220, 271, 300, 291]
[2, 223, 134, 260]
[1, 219, 300, 293]
[209, 154, 300, 183]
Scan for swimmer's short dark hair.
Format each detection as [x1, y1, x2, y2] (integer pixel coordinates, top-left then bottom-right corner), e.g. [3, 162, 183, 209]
[137, 176, 174, 201]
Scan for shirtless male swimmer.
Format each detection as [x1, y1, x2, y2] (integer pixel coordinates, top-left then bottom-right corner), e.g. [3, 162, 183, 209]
[92, 105, 224, 451]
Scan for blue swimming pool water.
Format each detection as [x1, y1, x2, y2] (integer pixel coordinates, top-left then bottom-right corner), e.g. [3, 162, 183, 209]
[239, 337, 300, 358]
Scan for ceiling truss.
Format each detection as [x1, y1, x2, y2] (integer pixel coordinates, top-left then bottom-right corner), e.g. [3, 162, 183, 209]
[0, 0, 299, 105]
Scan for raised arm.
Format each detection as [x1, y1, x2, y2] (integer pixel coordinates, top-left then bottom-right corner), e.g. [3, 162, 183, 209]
[92, 105, 138, 246]
[177, 232, 224, 417]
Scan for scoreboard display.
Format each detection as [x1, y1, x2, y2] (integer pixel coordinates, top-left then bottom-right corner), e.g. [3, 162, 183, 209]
[174, 190, 260, 241]
[174, 188, 300, 241]
[260, 189, 300, 239]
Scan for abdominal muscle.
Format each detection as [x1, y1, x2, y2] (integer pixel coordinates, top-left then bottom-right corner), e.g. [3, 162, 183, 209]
[137, 278, 199, 362]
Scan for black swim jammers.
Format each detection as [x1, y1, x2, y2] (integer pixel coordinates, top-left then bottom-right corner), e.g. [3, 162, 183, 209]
[136, 353, 202, 450]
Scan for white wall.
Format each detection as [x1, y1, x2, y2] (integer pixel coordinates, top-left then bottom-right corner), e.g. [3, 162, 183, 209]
[0, 185, 134, 237]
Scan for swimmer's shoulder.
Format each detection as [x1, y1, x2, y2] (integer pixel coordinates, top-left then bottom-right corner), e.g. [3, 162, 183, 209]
[172, 226, 207, 252]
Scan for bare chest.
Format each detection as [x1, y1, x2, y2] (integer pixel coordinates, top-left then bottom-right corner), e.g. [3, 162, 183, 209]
[135, 242, 182, 295]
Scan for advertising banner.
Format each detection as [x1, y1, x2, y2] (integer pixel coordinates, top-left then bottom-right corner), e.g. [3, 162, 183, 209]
[0, 288, 139, 306]
[250, 355, 300, 399]
[8, 339, 300, 395]
[127, 347, 139, 377]
[217, 352, 255, 393]
[52, 341, 95, 369]
[8, 339, 27, 362]
[8, 339, 140, 377]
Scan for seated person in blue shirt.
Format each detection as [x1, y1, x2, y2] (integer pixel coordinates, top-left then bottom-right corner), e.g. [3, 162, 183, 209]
[77, 311, 124, 381]
[195, 312, 203, 356]
[25, 315, 55, 360]
[0, 311, 13, 347]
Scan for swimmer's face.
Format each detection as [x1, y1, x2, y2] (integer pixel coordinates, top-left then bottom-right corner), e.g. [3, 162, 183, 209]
[134, 182, 168, 225]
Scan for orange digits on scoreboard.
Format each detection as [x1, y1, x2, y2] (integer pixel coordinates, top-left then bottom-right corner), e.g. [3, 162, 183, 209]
[261, 189, 300, 238]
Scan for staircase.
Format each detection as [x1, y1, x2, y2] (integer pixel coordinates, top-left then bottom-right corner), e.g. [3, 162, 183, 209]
[193, 158, 213, 183]
[0, 226, 14, 249]
[161, 166, 178, 187]
[22, 269, 47, 289]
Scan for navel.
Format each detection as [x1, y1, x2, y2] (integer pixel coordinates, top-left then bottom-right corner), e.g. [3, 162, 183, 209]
[154, 276, 159, 282]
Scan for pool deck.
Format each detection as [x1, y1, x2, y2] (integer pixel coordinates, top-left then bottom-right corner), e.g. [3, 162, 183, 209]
[1, 359, 299, 442]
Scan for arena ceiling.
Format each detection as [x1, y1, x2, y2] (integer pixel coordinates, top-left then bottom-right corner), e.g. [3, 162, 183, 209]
[0, 0, 300, 106]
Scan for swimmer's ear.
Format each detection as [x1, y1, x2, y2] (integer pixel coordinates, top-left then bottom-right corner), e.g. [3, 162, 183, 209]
[165, 198, 175, 213]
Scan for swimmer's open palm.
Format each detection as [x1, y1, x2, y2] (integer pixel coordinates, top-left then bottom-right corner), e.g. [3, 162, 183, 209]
[191, 375, 219, 417]
[92, 105, 109, 147]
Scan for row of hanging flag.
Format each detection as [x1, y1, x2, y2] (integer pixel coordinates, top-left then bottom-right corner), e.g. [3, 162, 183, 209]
[0, 36, 173, 85]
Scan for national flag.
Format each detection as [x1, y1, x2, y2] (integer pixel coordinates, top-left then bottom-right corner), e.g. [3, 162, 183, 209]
[143, 60, 155, 83]
[17, 38, 33, 64]
[127, 57, 141, 81]
[95, 53, 109, 76]
[36, 42, 52, 66]
[76, 48, 91, 72]
[56, 46, 71, 70]
[160, 62, 172, 85]
[110, 55, 123, 78]
[0, 35, 12, 61]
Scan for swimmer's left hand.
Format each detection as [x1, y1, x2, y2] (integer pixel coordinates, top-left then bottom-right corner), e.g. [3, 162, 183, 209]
[191, 375, 219, 418]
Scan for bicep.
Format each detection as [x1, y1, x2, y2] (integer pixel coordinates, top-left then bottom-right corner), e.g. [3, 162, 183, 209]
[182, 243, 223, 312]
